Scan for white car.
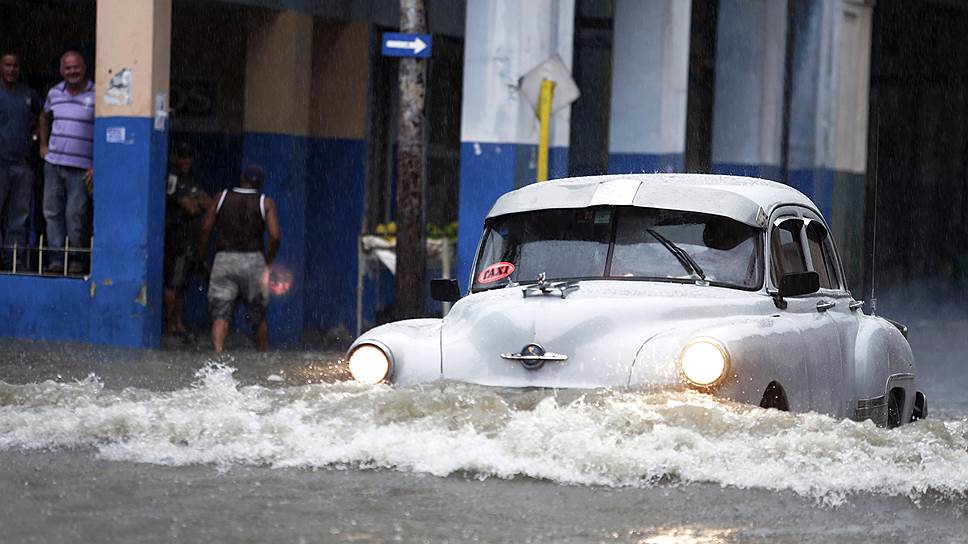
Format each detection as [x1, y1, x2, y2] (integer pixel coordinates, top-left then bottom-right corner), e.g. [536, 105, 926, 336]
[347, 174, 926, 427]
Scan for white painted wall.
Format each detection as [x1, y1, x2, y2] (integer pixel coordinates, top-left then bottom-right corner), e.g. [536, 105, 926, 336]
[461, 0, 575, 146]
[790, 0, 873, 174]
[608, 0, 691, 155]
[832, 0, 872, 174]
[710, 0, 787, 167]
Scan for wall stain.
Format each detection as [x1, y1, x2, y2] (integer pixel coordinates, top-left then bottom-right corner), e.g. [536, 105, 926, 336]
[135, 284, 148, 307]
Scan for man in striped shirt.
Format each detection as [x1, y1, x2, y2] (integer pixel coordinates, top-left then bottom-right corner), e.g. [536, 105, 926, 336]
[38, 50, 94, 275]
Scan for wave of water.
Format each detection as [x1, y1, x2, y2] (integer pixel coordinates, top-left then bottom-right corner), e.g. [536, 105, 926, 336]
[1, 363, 966, 506]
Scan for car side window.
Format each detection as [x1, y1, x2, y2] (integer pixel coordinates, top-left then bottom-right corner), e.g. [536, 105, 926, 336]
[805, 221, 840, 290]
[770, 219, 806, 285]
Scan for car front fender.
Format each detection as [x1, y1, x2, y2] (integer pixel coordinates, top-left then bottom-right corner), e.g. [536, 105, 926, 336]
[628, 316, 812, 409]
[852, 315, 915, 400]
[348, 319, 442, 385]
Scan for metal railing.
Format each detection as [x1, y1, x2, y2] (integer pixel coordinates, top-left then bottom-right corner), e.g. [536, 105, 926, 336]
[0, 236, 93, 278]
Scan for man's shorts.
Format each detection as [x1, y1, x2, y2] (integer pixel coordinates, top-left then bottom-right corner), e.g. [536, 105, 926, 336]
[207, 251, 269, 325]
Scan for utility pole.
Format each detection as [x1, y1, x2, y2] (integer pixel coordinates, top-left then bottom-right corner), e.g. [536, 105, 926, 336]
[395, 0, 428, 319]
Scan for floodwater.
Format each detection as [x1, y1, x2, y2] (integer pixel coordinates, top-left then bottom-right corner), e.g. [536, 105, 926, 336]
[1, 320, 967, 544]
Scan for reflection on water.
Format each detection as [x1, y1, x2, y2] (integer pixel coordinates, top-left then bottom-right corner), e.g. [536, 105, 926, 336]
[1, 362, 967, 507]
[638, 527, 736, 544]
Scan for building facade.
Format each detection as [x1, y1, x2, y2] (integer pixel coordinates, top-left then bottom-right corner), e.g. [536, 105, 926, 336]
[1, 0, 960, 348]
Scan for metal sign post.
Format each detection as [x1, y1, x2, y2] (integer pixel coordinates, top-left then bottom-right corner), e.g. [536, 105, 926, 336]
[518, 55, 579, 183]
[536, 79, 556, 182]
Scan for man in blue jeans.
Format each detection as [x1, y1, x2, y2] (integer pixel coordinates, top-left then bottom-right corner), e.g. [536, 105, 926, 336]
[0, 51, 41, 270]
[38, 50, 94, 275]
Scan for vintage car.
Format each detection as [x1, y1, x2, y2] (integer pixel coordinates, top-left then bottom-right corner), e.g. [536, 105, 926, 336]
[347, 174, 926, 427]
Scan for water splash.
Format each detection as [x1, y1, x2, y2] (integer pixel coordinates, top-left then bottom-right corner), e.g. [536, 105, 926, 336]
[1, 363, 967, 505]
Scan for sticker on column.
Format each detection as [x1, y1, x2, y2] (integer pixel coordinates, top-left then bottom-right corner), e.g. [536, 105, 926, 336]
[154, 93, 168, 131]
[104, 68, 133, 106]
[106, 126, 126, 144]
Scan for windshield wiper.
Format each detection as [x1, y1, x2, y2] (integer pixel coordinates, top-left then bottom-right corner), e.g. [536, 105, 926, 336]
[646, 228, 707, 282]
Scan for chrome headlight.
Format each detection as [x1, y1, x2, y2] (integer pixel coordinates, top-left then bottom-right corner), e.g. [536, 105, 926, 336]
[347, 343, 393, 384]
[678, 338, 729, 388]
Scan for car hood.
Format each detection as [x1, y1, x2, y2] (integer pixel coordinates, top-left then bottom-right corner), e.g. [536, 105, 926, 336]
[440, 280, 761, 388]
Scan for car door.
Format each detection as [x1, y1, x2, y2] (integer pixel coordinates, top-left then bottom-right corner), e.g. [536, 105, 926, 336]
[802, 214, 859, 416]
[768, 211, 845, 416]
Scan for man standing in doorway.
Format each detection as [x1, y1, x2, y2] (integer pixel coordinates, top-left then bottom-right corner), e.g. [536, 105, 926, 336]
[38, 50, 94, 275]
[164, 141, 211, 341]
[197, 165, 281, 353]
[0, 51, 41, 270]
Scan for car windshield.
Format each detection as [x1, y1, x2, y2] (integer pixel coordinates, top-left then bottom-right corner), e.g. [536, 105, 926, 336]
[472, 206, 763, 291]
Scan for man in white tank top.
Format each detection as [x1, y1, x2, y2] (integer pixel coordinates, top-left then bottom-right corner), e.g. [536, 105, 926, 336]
[197, 164, 281, 352]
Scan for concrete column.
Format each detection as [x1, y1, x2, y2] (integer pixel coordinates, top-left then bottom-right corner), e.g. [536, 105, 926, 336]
[788, 0, 873, 287]
[304, 20, 370, 335]
[607, 0, 691, 174]
[457, 0, 576, 286]
[91, 0, 172, 346]
[242, 10, 313, 346]
[709, 0, 788, 181]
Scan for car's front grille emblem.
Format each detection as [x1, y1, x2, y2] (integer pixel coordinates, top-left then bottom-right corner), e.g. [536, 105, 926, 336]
[500, 343, 568, 370]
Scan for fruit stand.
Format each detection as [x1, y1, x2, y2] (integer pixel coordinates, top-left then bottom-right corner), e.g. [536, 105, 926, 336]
[355, 222, 457, 336]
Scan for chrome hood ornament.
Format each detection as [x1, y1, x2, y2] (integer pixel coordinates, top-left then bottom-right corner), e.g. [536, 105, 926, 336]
[522, 272, 580, 299]
[500, 343, 568, 370]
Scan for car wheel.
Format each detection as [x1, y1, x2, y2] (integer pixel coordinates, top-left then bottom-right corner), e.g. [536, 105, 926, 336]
[759, 381, 789, 411]
[887, 388, 904, 428]
[911, 391, 927, 422]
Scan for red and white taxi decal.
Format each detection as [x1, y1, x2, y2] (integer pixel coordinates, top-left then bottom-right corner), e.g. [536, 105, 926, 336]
[477, 261, 516, 284]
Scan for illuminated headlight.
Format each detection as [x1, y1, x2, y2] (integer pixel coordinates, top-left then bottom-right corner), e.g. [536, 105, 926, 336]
[348, 343, 392, 384]
[678, 338, 729, 388]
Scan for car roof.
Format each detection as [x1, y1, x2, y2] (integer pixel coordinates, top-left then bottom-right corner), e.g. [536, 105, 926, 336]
[486, 173, 821, 227]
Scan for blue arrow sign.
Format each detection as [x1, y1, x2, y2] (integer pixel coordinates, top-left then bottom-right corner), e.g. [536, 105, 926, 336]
[382, 32, 432, 58]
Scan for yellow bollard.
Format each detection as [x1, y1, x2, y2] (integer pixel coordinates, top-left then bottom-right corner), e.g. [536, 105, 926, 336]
[537, 78, 556, 182]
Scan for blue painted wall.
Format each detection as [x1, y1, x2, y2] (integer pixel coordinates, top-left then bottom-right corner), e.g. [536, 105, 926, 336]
[139, 129, 369, 343]
[0, 276, 92, 341]
[305, 137, 367, 332]
[0, 116, 166, 347]
[456, 142, 567, 287]
[167, 131, 244, 331]
[548, 146, 569, 180]
[240, 132, 307, 347]
[788, 168, 835, 223]
[710, 163, 782, 183]
[608, 153, 683, 174]
[92, 117, 167, 346]
[158, 132, 370, 343]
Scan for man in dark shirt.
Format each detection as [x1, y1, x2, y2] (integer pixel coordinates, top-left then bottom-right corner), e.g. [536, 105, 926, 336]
[163, 141, 210, 339]
[0, 51, 41, 269]
[197, 164, 281, 353]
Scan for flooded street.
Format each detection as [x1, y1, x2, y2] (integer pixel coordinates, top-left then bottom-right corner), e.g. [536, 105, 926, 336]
[1, 321, 967, 544]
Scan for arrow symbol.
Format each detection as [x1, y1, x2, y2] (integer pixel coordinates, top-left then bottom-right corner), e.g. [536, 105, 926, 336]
[386, 37, 427, 54]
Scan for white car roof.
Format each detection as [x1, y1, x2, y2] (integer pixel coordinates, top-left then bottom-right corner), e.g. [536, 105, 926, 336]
[486, 174, 820, 228]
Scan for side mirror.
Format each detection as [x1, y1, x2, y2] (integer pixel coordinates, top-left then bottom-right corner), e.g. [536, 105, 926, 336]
[431, 278, 461, 302]
[779, 271, 820, 298]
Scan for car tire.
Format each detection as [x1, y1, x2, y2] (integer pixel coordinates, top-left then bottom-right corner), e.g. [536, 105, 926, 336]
[759, 381, 789, 411]
[887, 388, 904, 428]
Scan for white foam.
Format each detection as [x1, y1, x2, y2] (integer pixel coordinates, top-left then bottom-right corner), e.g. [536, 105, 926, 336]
[1, 364, 966, 505]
